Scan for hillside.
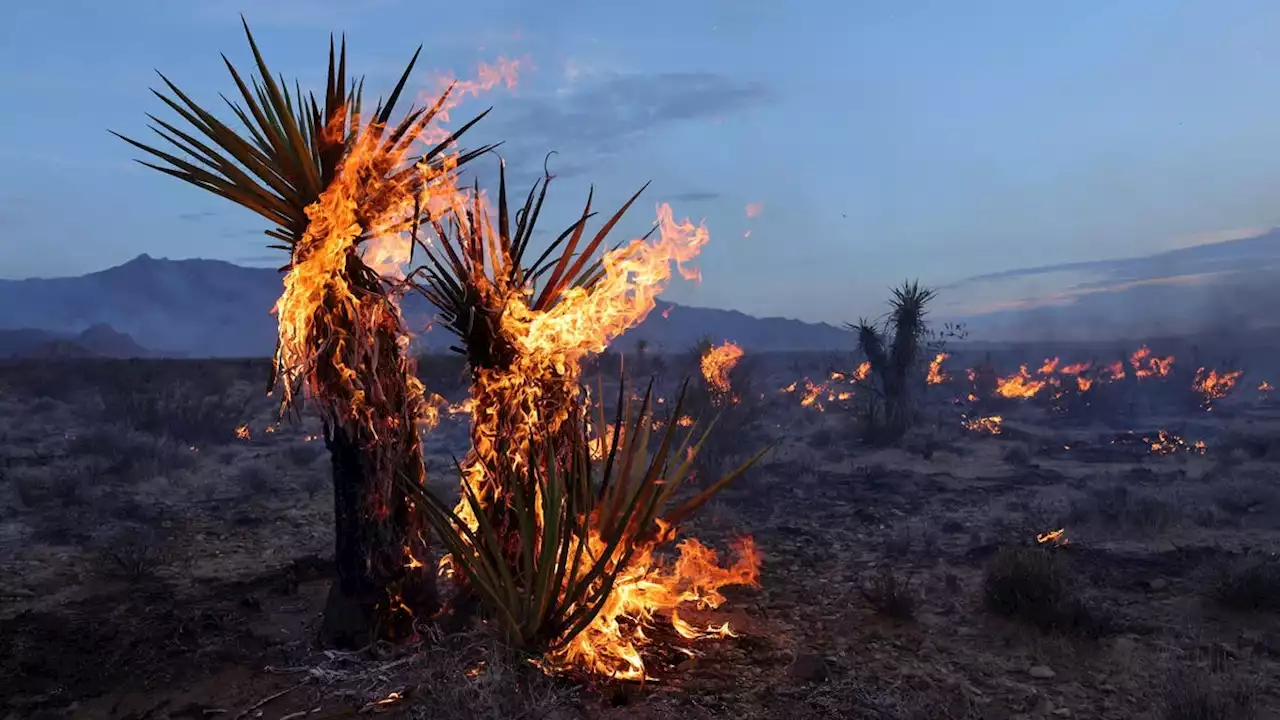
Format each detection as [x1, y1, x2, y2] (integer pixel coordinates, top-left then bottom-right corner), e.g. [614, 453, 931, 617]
[0, 255, 852, 357]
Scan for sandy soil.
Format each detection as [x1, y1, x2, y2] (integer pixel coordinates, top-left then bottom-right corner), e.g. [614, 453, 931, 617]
[1, 352, 1278, 719]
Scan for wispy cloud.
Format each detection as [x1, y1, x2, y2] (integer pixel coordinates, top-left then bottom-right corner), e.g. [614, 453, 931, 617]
[493, 71, 770, 177]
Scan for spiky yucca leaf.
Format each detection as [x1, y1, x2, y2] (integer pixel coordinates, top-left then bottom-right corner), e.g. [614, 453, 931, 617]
[405, 376, 768, 653]
[409, 160, 650, 364]
[887, 279, 936, 380]
[112, 17, 494, 250]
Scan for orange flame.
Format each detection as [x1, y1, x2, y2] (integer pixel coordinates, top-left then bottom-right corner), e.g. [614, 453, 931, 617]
[962, 414, 1003, 434]
[1192, 367, 1242, 408]
[995, 365, 1046, 399]
[700, 341, 744, 399]
[1036, 528, 1068, 545]
[927, 352, 950, 385]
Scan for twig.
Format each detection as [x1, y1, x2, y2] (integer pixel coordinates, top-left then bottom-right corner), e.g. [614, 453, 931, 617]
[235, 678, 311, 719]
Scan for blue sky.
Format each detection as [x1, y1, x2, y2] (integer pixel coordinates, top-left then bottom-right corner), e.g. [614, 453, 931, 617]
[4, 0, 1280, 325]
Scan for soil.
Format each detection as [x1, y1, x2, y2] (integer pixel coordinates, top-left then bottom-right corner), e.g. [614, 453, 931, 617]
[1, 352, 1278, 719]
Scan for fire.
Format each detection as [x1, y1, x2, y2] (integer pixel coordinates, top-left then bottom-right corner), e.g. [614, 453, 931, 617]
[547, 537, 759, 679]
[1037, 357, 1059, 375]
[1260, 380, 1274, 400]
[700, 341, 744, 398]
[745, 202, 764, 218]
[1144, 429, 1207, 455]
[995, 365, 1046, 399]
[927, 352, 950, 384]
[234, 424, 251, 440]
[1192, 367, 1243, 408]
[427, 187, 755, 675]
[1129, 345, 1175, 379]
[1036, 528, 1068, 546]
[961, 414, 1003, 434]
[1101, 360, 1126, 381]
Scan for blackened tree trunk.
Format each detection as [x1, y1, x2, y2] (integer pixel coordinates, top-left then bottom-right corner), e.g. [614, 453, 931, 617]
[319, 423, 436, 647]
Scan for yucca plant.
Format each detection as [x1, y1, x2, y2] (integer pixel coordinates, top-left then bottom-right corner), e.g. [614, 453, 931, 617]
[406, 163, 651, 596]
[411, 161, 648, 376]
[113, 20, 492, 646]
[848, 280, 938, 443]
[405, 375, 768, 673]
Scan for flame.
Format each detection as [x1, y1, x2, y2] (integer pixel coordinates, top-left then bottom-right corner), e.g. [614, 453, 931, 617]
[1192, 367, 1242, 408]
[429, 186, 754, 675]
[745, 202, 764, 218]
[961, 414, 1003, 434]
[995, 365, 1046, 399]
[1129, 345, 1175, 379]
[234, 424, 250, 440]
[700, 341, 744, 399]
[927, 352, 950, 384]
[1144, 429, 1207, 455]
[1036, 528, 1068, 545]
[1037, 357, 1060, 375]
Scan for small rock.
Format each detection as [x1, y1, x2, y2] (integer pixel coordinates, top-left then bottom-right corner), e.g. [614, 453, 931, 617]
[788, 653, 831, 684]
[1029, 665, 1056, 679]
[1147, 578, 1168, 591]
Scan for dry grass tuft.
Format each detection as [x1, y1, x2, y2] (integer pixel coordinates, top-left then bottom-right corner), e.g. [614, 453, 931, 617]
[860, 565, 918, 619]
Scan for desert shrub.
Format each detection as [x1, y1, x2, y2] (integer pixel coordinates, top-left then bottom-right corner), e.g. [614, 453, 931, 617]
[1002, 443, 1031, 466]
[1211, 476, 1279, 518]
[1067, 483, 1180, 533]
[983, 546, 1110, 636]
[860, 565, 917, 619]
[1157, 665, 1258, 720]
[286, 442, 325, 467]
[70, 428, 199, 483]
[1210, 553, 1280, 612]
[235, 462, 273, 495]
[298, 472, 328, 499]
[847, 282, 937, 445]
[97, 371, 249, 446]
[680, 338, 766, 480]
[13, 473, 48, 509]
[98, 529, 170, 582]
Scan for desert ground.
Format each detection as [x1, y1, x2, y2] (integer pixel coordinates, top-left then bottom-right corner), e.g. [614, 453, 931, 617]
[2, 348, 1278, 719]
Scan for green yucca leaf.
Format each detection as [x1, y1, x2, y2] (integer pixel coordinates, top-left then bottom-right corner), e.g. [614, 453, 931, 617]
[114, 18, 490, 253]
[402, 372, 770, 658]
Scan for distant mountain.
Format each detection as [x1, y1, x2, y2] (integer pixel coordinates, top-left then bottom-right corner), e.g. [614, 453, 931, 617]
[950, 228, 1280, 342]
[0, 323, 153, 359]
[0, 255, 851, 357]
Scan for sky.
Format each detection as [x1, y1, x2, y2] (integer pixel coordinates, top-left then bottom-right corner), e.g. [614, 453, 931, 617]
[4, 0, 1280, 325]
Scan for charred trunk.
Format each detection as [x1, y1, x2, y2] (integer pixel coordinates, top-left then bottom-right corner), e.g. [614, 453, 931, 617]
[320, 421, 437, 647]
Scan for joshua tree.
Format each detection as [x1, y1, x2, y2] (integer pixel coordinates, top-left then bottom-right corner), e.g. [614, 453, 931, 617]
[114, 21, 491, 646]
[849, 280, 937, 443]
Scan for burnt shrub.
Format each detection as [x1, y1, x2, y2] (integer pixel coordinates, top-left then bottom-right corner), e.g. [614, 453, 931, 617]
[1157, 665, 1258, 720]
[96, 366, 248, 446]
[1210, 553, 1280, 612]
[97, 528, 170, 583]
[859, 565, 917, 619]
[983, 546, 1111, 636]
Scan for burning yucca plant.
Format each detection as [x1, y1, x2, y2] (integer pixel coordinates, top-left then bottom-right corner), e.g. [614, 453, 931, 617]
[848, 280, 938, 443]
[114, 21, 493, 645]
[407, 377, 767, 678]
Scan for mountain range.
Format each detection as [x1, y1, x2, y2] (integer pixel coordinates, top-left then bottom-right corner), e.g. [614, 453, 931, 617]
[0, 254, 853, 358]
[5, 226, 1280, 358]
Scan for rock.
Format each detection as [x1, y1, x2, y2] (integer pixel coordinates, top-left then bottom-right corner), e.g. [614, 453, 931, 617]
[1029, 665, 1056, 679]
[1146, 578, 1168, 591]
[788, 653, 831, 683]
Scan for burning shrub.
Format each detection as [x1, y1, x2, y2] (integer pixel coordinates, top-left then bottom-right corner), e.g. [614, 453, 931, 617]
[859, 565, 917, 619]
[410, 382, 766, 678]
[982, 546, 1108, 636]
[680, 337, 766, 479]
[1157, 665, 1259, 720]
[1210, 553, 1280, 612]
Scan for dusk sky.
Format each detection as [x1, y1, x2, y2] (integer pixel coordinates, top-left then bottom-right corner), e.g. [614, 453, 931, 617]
[4, 1, 1280, 325]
